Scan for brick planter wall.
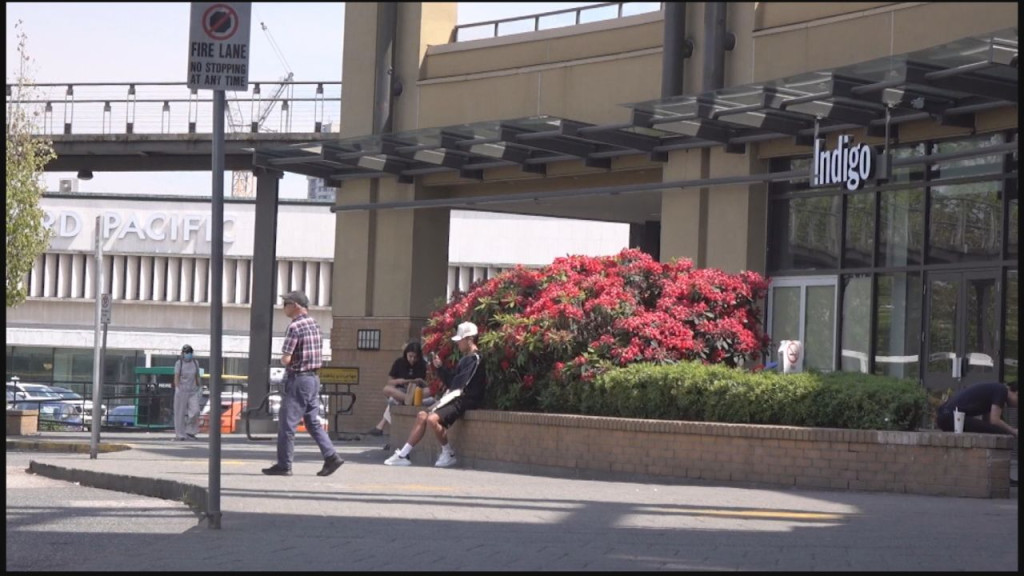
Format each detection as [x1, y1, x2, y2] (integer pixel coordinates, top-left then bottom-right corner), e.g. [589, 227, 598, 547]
[6, 409, 39, 436]
[390, 407, 1015, 498]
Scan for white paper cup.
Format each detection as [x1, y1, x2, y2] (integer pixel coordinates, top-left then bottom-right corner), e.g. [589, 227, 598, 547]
[953, 408, 965, 434]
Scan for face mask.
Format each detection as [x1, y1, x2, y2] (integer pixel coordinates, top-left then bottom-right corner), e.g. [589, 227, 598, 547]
[184, 353, 193, 360]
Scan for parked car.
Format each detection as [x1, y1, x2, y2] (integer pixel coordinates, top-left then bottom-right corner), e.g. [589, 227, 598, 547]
[105, 405, 139, 428]
[7, 381, 64, 405]
[9, 399, 88, 430]
[198, 390, 248, 434]
[47, 386, 107, 423]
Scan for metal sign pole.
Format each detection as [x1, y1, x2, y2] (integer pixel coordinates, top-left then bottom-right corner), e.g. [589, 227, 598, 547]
[189, 0, 251, 531]
[208, 88, 225, 530]
[90, 216, 104, 459]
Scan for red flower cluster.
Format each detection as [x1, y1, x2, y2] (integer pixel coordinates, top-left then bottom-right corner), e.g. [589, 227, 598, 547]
[421, 249, 770, 410]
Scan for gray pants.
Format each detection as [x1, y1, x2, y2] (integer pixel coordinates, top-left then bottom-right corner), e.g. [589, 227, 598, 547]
[173, 385, 200, 439]
[276, 372, 337, 468]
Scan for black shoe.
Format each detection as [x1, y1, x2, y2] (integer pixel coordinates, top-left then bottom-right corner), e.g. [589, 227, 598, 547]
[317, 454, 345, 477]
[262, 464, 292, 476]
[186, 434, 198, 440]
[366, 428, 384, 437]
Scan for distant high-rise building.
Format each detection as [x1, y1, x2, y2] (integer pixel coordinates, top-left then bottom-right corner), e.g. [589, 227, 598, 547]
[307, 121, 338, 201]
[307, 176, 337, 201]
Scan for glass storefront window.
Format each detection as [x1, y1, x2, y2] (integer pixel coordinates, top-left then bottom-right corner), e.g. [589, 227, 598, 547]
[804, 284, 836, 372]
[840, 275, 872, 373]
[53, 348, 95, 382]
[770, 157, 813, 194]
[930, 133, 1005, 179]
[105, 351, 145, 385]
[769, 278, 836, 372]
[844, 193, 874, 268]
[874, 273, 922, 380]
[1008, 177, 1018, 260]
[928, 181, 1002, 264]
[223, 357, 250, 379]
[1005, 270, 1018, 383]
[877, 187, 925, 267]
[770, 195, 841, 270]
[151, 355, 180, 370]
[768, 130, 1016, 390]
[6, 347, 54, 383]
[770, 286, 801, 357]
[888, 143, 927, 183]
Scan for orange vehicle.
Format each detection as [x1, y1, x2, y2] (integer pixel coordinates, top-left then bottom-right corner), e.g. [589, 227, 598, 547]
[196, 375, 330, 434]
[197, 375, 248, 434]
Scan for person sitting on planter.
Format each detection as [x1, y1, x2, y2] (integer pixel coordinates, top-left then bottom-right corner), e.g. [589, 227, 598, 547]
[384, 322, 486, 468]
[366, 340, 432, 437]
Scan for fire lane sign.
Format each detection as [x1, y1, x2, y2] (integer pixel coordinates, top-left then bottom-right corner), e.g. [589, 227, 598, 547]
[187, 2, 251, 91]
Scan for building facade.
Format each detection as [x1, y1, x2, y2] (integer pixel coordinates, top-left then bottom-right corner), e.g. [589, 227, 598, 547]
[5, 193, 628, 388]
[16, 3, 1017, 435]
[268, 3, 1013, 432]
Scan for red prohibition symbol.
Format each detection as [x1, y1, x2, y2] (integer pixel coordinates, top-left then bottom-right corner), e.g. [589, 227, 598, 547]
[785, 341, 800, 364]
[203, 4, 239, 41]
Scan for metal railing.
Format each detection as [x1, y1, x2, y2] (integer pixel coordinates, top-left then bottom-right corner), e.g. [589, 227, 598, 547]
[6, 80, 341, 136]
[453, 1, 663, 42]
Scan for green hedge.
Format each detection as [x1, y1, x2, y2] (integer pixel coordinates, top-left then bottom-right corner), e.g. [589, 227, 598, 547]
[550, 361, 927, 431]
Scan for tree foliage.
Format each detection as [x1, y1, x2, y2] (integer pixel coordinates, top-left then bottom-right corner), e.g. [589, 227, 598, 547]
[6, 21, 55, 308]
[421, 248, 771, 412]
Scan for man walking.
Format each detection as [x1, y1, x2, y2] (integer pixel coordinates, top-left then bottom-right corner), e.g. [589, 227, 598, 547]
[262, 290, 345, 477]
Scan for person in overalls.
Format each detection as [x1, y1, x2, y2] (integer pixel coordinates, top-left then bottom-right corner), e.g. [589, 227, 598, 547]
[173, 344, 202, 441]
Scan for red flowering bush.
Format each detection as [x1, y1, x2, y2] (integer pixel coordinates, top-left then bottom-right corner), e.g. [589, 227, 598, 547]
[421, 248, 771, 412]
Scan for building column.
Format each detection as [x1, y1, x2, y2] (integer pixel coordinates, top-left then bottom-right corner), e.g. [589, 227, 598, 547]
[331, 179, 450, 432]
[705, 148, 767, 274]
[245, 167, 281, 430]
[660, 148, 706, 265]
[332, 2, 457, 433]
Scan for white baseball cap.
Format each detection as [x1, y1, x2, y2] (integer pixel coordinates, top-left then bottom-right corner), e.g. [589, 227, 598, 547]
[451, 321, 479, 342]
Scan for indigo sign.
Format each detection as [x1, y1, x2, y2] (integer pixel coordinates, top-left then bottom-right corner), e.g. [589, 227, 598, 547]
[812, 135, 874, 191]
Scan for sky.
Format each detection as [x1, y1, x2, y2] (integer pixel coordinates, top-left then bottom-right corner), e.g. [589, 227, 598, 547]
[5, 2, 608, 200]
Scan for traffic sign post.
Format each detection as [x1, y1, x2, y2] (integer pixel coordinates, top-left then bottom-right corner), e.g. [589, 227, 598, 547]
[91, 217, 104, 460]
[187, 3, 252, 90]
[188, 2, 252, 531]
[99, 293, 110, 433]
[100, 293, 112, 325]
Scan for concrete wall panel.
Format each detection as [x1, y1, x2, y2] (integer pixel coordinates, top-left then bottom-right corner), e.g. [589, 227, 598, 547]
[756, 2, 895, 30]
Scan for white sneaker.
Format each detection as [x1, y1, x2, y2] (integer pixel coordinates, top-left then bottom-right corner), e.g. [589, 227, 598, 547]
[384, 450, 411, 466]
[434, 450, 457, 468]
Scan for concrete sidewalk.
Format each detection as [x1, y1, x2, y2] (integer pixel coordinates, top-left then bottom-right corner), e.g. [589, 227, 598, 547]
[7, 430, 1019, 571]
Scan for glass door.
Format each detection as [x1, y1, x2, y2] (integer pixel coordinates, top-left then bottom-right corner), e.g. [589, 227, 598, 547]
[923, 270, 1001, 393]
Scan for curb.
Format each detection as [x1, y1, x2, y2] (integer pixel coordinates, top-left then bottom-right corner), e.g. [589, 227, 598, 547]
[27, 460, 209, 519]
[6, 438, 132, 454]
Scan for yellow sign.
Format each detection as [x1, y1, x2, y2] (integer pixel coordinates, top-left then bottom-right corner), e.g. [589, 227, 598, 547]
[320, 366, 359, 385]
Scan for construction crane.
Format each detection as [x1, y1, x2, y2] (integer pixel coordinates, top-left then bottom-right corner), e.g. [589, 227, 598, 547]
[230, 21, 294, 198]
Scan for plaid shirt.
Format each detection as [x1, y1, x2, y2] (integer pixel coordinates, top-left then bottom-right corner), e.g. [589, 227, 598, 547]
[282, 313, 323, 373]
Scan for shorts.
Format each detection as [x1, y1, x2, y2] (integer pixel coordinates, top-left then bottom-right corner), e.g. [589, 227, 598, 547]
[433, 397, 468, 429]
